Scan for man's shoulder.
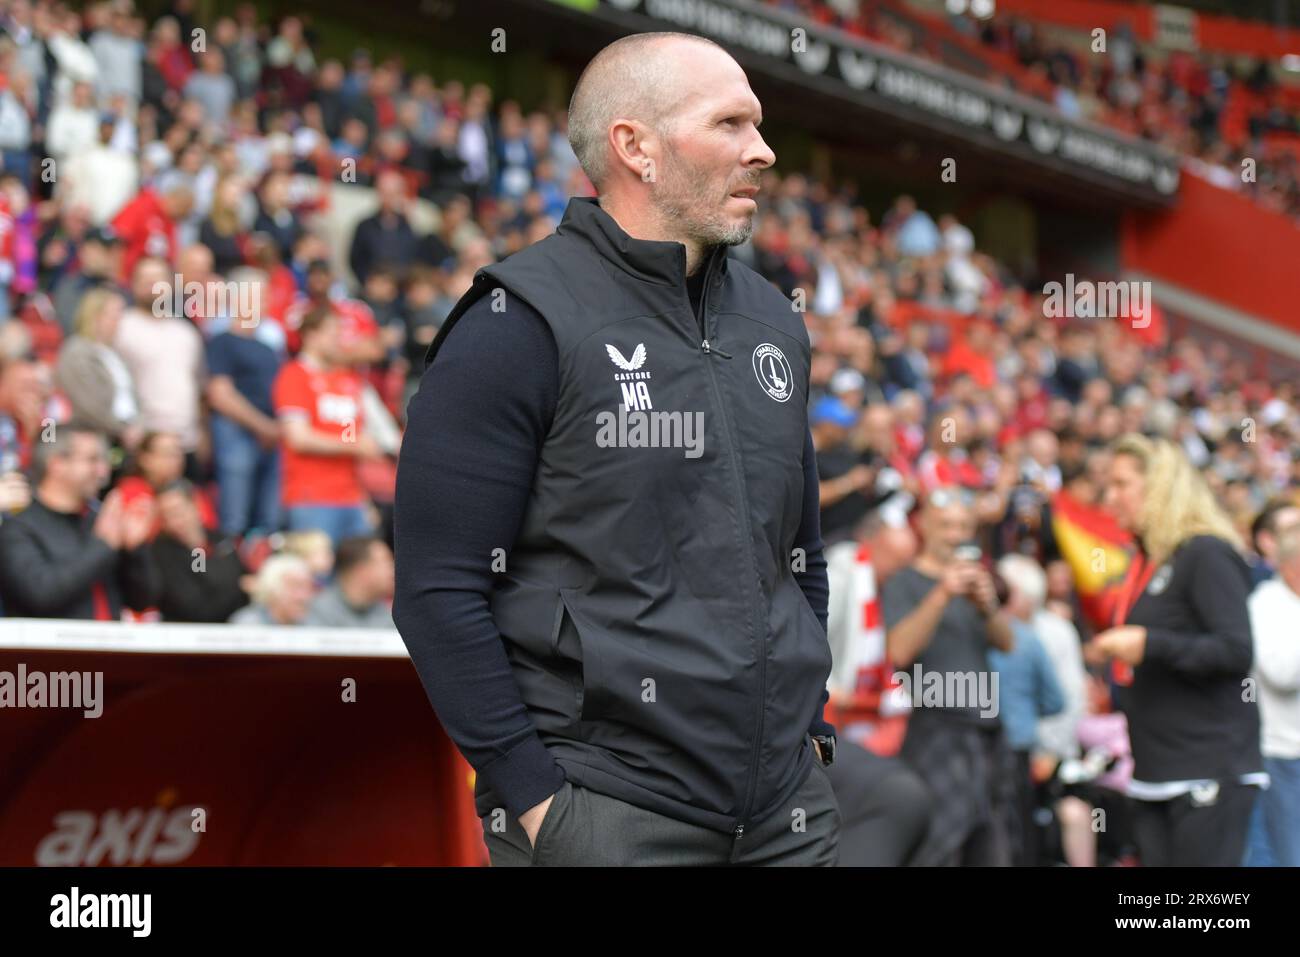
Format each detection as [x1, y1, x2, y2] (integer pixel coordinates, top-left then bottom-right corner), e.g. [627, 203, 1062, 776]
[0, 502, 43, 536]
[440, 282, 554, 357]
[883, 564, 925, 587]
[1032, 610, 1080, 644]
[880, 565, 927, 603]
[0, 501, 75, 544]
[456, 281, 546, 322]
[117, 308, 152, 331]
[275, 358, 308, 381]
[305, 586, 349, 624]
[229, 604, 269, 625]
[722, 257, 808, 342]
[206, 329, 238, 351]
[166, 315, 204, 342]
[1250, 576, 1297, 612]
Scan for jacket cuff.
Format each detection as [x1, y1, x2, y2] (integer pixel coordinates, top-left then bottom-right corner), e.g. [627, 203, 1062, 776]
[479, 734, 567, 820]
[809, 715, 837, 738]
[808, 689, 836, 738]
[1142, 627, 1177, 666]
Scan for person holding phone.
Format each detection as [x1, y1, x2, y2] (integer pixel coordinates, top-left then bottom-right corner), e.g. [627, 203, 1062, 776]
[881, 487, 1017, 864]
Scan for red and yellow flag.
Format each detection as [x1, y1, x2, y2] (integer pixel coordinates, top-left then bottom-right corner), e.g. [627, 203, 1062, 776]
[1051, 490, 1133, 630]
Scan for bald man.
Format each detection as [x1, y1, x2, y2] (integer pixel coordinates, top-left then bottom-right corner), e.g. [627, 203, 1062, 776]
[394, 32, 840, 866]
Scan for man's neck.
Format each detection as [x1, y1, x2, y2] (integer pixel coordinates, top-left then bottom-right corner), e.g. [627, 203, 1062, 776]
[173, 525, 206, 550]
[270, 607, 297, 626]
[300, 350, 331, 372]
[599, 193, 709, 277]
[1281, 570, 1300, 599]
[913, 551, 948, 577]
[337, 576, 372, 610]
[36, 484, 84, 514]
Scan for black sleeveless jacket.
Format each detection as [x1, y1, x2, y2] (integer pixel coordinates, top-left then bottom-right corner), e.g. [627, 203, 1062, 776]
[424, 197, 831, 835]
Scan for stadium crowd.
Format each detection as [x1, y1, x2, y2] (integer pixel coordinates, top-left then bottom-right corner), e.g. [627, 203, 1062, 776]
[767, 0, 1300, 221]
[0, 0, 1296, 866]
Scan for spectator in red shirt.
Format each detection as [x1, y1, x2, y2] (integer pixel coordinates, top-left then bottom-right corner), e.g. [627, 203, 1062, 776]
[943, 319, 998, 389]
[111, 183, 193, 282]
[283, 260, 384, 364]
[273, 306, 381, 545]
[149, 16, 196, 93]
[917, 407, 985, 491]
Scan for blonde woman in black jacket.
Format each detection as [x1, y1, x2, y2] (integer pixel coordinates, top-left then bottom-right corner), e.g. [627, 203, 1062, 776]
[1088, 433, 1263, 866]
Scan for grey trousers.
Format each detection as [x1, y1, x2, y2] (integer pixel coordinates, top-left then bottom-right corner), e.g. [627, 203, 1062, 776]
[481, 759, 841, 866]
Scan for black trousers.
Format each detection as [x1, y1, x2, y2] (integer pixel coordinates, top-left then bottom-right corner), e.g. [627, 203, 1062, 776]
[1009, 749, 1039, 866]
[481, 757, 840, 866]
[823, 738, 932, 866]
[1131, 783, 1259, 867]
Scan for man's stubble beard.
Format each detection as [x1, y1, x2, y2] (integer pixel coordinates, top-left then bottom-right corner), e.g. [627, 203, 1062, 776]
[649, 141, 755, 249]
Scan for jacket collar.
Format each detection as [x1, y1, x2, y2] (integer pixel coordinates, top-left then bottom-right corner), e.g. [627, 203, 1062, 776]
[557, 196, 730, 289]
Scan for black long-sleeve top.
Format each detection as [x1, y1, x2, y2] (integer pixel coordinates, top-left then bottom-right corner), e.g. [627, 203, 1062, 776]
[150, 534, 249, 623]
[393, 275, 833, 818]
[1121, 534, 1263, 784]
[0, 498, 160, 619]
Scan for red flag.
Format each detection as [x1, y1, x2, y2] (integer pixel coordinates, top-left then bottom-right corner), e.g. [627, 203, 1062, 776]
[1051, 490, 1133, 631]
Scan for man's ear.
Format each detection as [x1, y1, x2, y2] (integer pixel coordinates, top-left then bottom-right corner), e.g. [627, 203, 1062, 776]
[609, 118, 657, 183]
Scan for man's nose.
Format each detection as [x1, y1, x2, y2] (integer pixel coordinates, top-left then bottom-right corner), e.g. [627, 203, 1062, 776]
[745, 130, 776, 170]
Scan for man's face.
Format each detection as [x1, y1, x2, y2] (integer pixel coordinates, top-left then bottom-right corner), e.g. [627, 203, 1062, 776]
[163, 189, 194, 221]
[134, 260, 170, 310]
[1261, 506, 1300, 561]
[920, 499, 976, 562]
[157, 489, 200, 539]
[355, 542, 395, 602]
[307, 268, 332, 299]
[377, 174, 406, 213]
[271, 568, 315, 624]
[53, 433, 111, 502]
[645, 46, 775, 249]
[861, 408, 894, 452]
[178, 245, 212, 282]
[305, 317, 342, 363]
[80, 240, 109, 273]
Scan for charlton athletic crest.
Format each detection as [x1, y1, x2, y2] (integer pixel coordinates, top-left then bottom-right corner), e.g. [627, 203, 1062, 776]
[752, 343, 792, 403]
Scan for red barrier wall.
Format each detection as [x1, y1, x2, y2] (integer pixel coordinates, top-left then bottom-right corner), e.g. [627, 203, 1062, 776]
[0, 649, 485, 866]
[1120, 168, 1300, 336]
